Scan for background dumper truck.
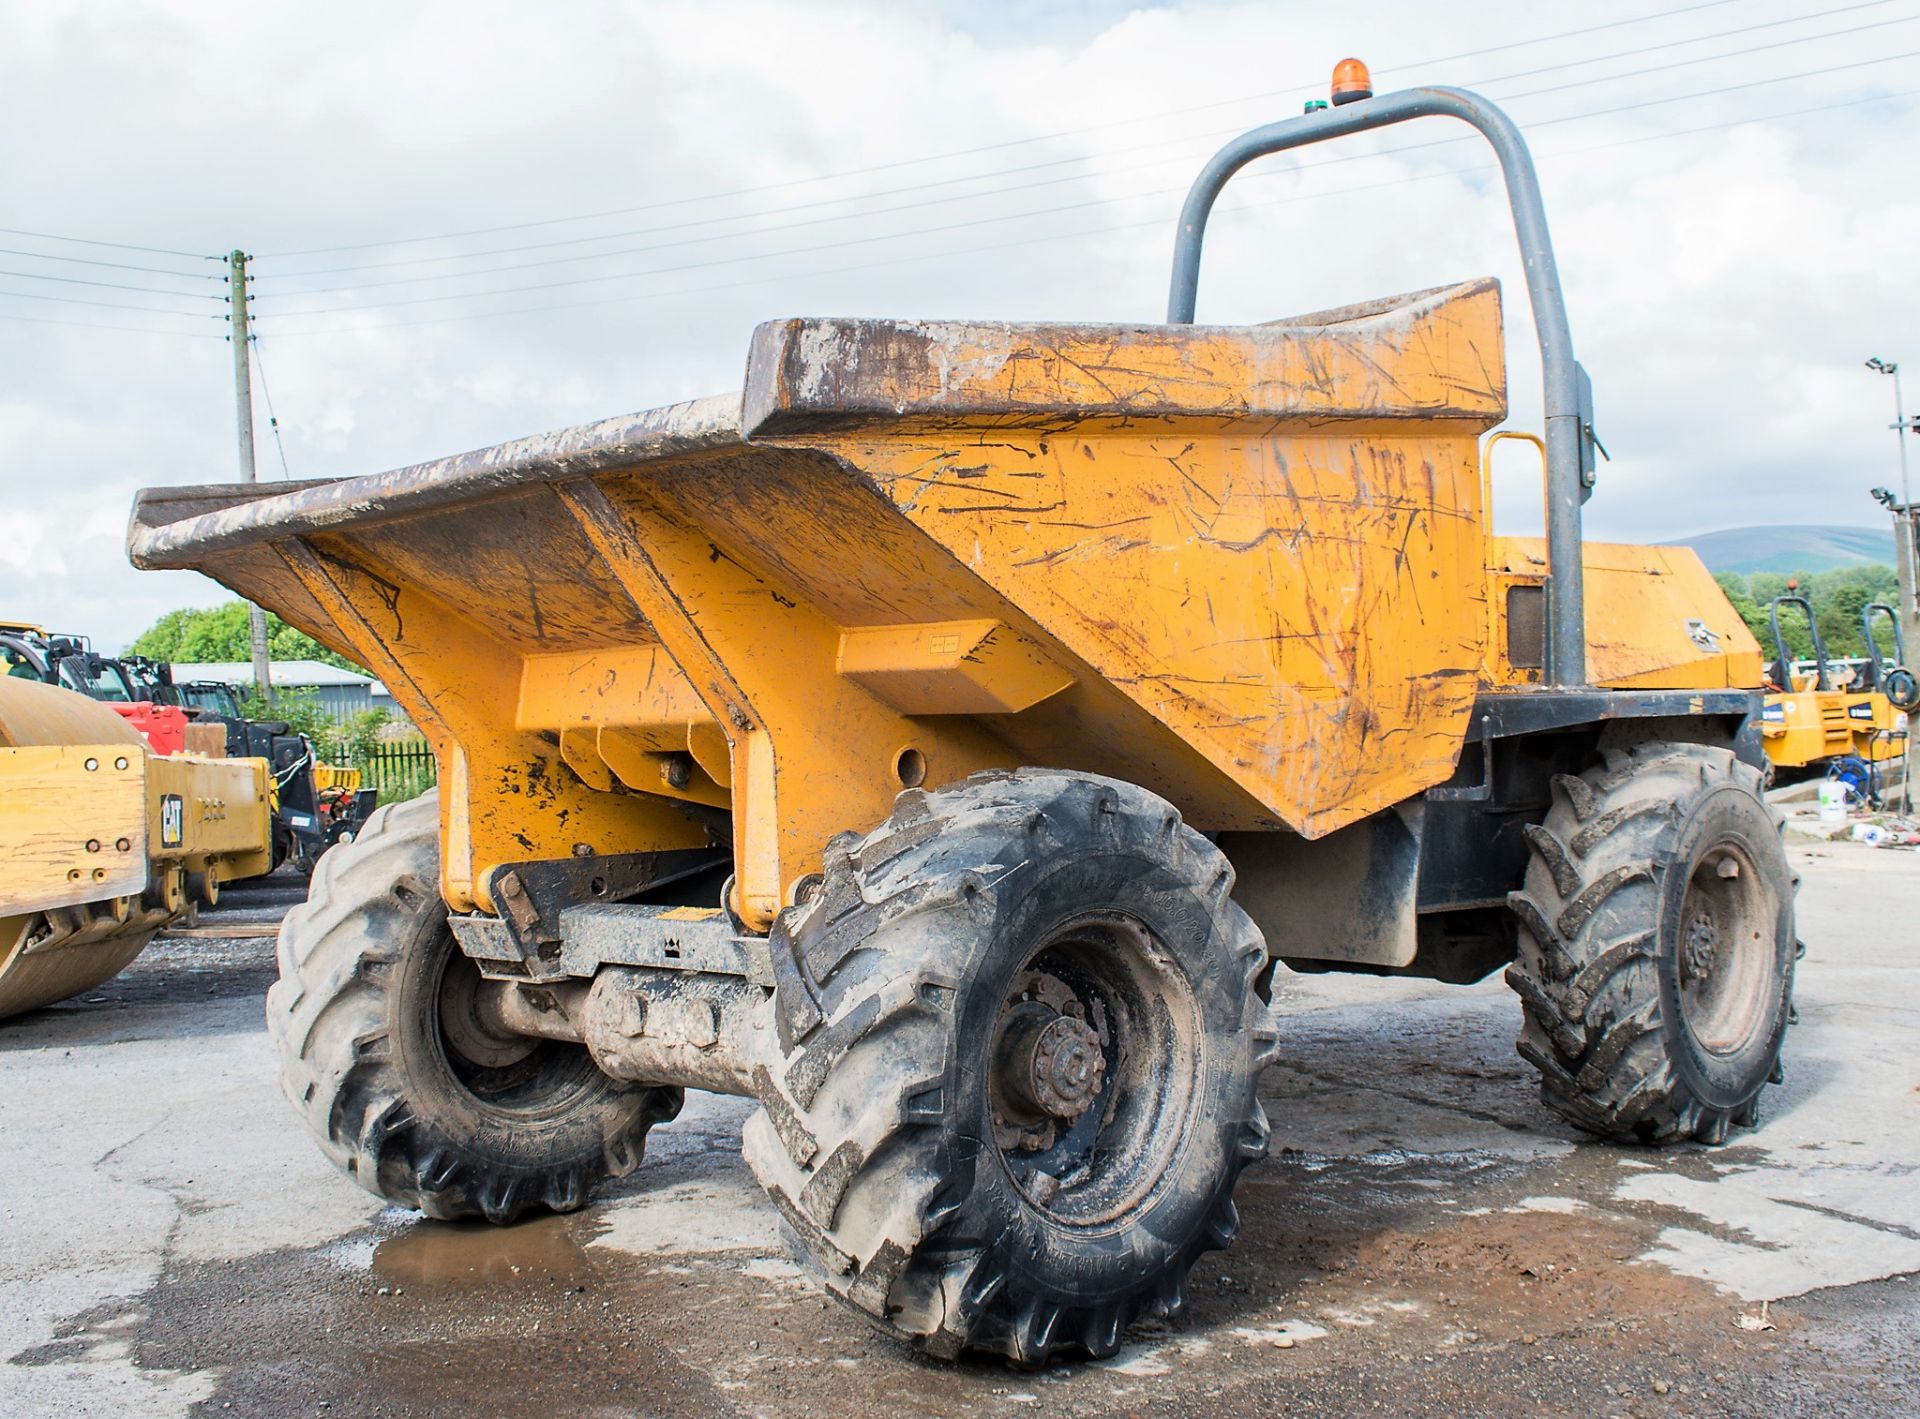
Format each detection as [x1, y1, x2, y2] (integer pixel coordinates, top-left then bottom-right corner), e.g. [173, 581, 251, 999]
[125, 76, 1797, 1364]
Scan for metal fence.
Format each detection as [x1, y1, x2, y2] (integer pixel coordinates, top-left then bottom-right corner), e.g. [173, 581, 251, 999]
[328, 737, 438, 801]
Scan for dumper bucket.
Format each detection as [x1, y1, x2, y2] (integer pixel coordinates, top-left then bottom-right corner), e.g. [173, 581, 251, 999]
[131, 279, 1507, 928]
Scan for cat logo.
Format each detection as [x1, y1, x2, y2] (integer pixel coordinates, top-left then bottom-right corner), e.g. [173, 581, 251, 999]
[160, 793, 184, 848]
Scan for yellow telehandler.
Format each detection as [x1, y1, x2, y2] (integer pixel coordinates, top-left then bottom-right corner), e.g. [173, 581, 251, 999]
[127, 67, 1795, 1363]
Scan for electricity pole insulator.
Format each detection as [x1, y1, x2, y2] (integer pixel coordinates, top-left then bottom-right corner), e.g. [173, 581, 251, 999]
[229, 248, 273, 706]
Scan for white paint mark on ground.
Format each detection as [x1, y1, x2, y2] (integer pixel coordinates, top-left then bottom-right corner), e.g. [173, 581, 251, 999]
[1617, 1171, 1920, 1299]
[1102, 1346, 1173, 1377]
[1232, 1319, 1330, 1348]
[736, 1256, 804, 1285]
[589, 1179, 781, 1257]
[314, 1235, 377, 1272]
[1513, 1196, 1586, 1214]
[1098, 1335, 1212, 1377]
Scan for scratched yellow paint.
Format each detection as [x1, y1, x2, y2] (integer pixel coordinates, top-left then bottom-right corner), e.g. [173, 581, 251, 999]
[277, 536, 709, 913]
[133, 277, 1769, 930]
[1487, 538, 1764, 689]
[762, 281, 1510, 839]
[817, 428, 1489, 837]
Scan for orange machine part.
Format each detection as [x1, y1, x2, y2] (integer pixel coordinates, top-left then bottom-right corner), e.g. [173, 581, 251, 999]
[109, 701, 191, 756]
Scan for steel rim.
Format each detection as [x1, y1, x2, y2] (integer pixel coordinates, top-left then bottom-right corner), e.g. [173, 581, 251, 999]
[429, 932, 601, 1121]
[986, 912, 1202, 1227]
[1675, 839, 1776, 1054]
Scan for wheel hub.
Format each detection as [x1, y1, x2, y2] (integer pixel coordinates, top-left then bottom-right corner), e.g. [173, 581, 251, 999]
[1682, 908, 1718, 983]
[1016, 1013, 1106, 1120]
[991, 969, 1111, 1153]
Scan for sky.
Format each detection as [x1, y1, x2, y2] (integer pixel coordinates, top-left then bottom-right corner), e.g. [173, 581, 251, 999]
[1, 0, 1915, 651]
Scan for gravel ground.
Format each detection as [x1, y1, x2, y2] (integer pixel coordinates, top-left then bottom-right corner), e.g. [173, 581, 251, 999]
[2, 843, 1917, 1416]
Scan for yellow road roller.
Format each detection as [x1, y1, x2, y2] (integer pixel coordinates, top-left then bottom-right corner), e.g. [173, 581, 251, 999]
[0, 677, 272, 1018]
[127, 67, 1797, 1364]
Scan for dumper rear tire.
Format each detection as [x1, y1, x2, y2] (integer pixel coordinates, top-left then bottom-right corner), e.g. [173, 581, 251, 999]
[268, 791, 679, 1223]
[743, 769, 1277, 1364]
[1506, 743, 1796, 1144]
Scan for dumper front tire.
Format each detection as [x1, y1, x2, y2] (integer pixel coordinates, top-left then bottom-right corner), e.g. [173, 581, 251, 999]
[743, 769, 1277, 1364]
[268, 792, 679, 1223]
[1507, 743, 1796, 1144]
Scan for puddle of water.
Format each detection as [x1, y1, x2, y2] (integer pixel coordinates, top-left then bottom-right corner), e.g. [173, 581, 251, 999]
[372, 1212, 597, 1290]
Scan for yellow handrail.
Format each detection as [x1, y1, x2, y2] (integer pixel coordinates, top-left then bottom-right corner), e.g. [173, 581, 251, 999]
[1479, 429, 1547, 541]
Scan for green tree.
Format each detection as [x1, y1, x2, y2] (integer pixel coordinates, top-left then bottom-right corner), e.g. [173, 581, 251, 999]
[1713, 571, 1768, 650]
[129, 601, 363, 672]
[1808, 564, 1897, 658]
[1713, 564, 1900, 668]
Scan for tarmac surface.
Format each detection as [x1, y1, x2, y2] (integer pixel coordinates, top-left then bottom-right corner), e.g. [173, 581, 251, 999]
[3, 839, 1918, 1417]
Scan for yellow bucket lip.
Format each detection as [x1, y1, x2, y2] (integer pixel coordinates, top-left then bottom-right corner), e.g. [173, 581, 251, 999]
[128, 280, 1507, 573]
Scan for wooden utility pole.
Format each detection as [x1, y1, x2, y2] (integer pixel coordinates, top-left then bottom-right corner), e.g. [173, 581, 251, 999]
[229, 248, 272, 705]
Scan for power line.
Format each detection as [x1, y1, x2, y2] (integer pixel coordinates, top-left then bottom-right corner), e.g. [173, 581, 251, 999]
[0, 266, 229, 301]
[1495, 7, 1914, 102]
[259, 42, 1920, 320]
[0, 309, 226, 338]
[260, 0, 1895, 285]
[1533, 37, 1920, 120]
[249, 334, 294, 478]
[254, 0, 1754, 262]
[0, 225, 218, 262]
[0, 286, 227, 319]
[260, 81, 1918, 339]
[0, 245, 227, 281]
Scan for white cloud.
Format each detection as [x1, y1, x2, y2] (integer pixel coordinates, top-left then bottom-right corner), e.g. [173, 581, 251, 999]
[0, 0, 1914, 649]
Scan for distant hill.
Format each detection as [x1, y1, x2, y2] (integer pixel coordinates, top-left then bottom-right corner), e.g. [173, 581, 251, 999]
[1660, 525, 1896, 575]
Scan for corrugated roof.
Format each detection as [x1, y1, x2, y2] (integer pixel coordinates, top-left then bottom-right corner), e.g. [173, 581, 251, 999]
[170, 660, 391, 695]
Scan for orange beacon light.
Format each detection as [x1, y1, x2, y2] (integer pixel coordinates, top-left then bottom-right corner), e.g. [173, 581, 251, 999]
[1331, 58, 1373, 106]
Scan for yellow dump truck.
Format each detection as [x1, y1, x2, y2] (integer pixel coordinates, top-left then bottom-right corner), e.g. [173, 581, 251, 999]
[127, 72, 1796, 1364]
[1762, 593, 1910, 775]
[0, 677, 272, 1018]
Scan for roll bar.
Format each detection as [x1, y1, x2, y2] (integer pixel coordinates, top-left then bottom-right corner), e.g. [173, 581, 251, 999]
[1863, 601, 1905, 679]
[1166, 86, 1597, 687]
[1768, 595, 1829, 692]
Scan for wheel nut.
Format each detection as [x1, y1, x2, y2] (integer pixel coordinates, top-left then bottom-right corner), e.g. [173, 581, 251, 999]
[1682, 911, 1717, 982]
[1029, 1015, 1106, 1122]
[994, 1006, 1108, 1130]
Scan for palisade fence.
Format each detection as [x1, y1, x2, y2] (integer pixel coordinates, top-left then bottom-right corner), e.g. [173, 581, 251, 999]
[326, 736, 438, 803]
